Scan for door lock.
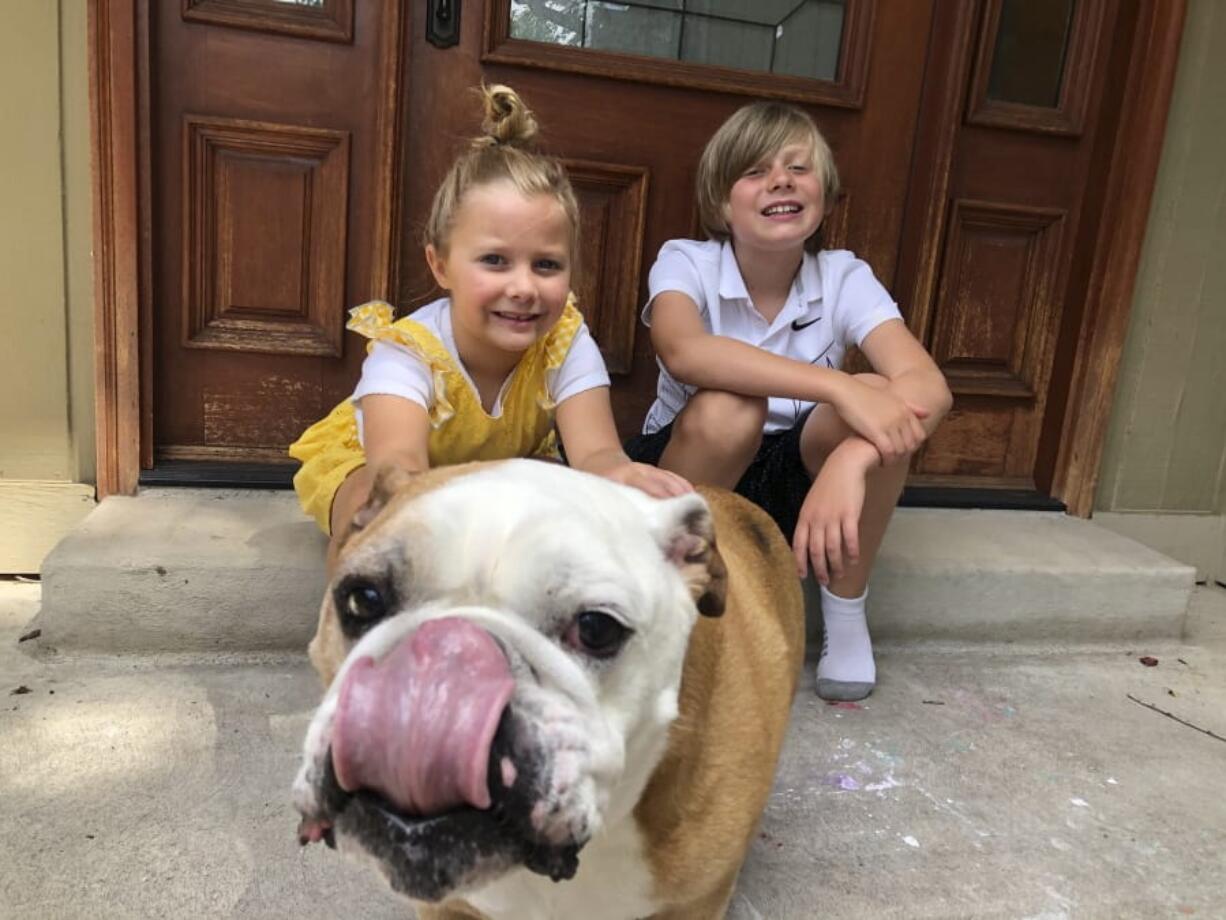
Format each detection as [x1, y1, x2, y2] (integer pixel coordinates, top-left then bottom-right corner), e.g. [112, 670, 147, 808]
[427, 0, 461, 49]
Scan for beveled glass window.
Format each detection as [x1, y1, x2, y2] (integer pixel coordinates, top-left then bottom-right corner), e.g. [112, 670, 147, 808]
[509, 0, 846, 82]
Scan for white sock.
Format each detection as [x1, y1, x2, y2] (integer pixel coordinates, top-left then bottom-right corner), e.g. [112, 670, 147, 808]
[816, 585, 875, 692]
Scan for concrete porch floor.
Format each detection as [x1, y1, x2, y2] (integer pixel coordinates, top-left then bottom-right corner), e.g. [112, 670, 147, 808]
[3, 578, 1225, 920]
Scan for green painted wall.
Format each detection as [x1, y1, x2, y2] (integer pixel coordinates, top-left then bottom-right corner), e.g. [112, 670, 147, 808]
[1096, 0, 1226, 515]
[0, 1, 70, 480]
[0, 0, 93, 485]
[63, 0, 95, 484]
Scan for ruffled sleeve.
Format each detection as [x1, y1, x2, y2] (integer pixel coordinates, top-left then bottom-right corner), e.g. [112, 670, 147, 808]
[346, 301, 456, 428]
[536, 294, 585, 411]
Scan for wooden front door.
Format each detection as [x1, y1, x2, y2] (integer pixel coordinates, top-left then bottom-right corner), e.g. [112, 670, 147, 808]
[139, 0, 1175, 510]
[149, 0, 400, 470]
[897, 0, 1142, 505]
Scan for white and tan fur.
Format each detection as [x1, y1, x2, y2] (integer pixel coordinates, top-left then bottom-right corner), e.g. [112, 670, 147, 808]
[293, 460, 803, 919]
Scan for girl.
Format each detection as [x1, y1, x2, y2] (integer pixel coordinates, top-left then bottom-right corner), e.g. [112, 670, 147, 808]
[291, 84, 689, 567]
[625, 102, 952, 701]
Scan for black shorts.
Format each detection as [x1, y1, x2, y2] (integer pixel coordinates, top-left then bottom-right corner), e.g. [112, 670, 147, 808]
[624, 412, 813, 541]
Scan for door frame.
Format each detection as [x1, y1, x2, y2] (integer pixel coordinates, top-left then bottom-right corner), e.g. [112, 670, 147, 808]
[88, 0, 1185, 514]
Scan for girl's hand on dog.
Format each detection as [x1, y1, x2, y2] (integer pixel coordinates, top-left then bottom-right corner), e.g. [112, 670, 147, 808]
[604, 461, 693, 499]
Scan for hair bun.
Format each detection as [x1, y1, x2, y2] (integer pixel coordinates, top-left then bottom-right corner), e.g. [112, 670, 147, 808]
[476, 83, 538, 149]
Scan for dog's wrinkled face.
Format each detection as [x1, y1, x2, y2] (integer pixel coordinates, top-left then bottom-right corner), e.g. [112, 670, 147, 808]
[292, 460, 724, 904]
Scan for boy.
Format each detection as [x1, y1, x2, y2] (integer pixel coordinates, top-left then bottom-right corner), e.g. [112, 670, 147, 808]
[626, 102, 952, 701]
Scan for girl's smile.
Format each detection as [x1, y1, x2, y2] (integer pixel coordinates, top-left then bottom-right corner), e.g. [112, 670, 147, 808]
[425, 180, 573, 374]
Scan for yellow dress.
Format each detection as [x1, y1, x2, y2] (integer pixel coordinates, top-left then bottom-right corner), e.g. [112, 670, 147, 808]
[289, 298, 584, 534]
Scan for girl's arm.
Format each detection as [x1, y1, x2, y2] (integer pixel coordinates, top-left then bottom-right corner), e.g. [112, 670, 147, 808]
[651, 291, 928, 463]
[554, 387, 692, 498]
[357, 394, 432, 472]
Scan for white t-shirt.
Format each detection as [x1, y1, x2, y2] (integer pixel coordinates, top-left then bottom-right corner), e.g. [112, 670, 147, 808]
[351, 297, 610, 445]
[642, 239, 903, 434]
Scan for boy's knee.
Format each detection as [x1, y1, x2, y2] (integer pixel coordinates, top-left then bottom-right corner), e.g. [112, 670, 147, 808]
[676, 391, 767, 452]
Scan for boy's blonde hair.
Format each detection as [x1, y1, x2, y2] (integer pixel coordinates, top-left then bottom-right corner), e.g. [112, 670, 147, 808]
[425, 84, 580, 256]
[696, 102, 840, 254]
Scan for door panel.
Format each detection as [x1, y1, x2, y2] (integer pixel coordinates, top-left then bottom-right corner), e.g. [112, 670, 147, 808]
[565, 160, 650, 376]
[181, 115, 350, 357]
[152, 0, 391, 463]
[906, 0, 1122, 494]
[182, 0, 355, 43]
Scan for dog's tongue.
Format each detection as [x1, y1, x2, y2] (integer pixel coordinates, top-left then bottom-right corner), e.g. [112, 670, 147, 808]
[331, 617, 514, 815]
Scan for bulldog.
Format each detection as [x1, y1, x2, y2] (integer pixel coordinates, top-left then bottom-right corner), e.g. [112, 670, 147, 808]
[293, 459, 803, 919]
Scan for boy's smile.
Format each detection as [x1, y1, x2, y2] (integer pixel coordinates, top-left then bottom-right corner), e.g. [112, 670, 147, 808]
[426, 180, 573, 373]
[725, 143, 825, 252]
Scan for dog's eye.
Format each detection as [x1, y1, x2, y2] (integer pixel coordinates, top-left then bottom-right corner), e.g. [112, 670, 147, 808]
[565, 611, 631, 659]
[346, 584, 385, 620]
[342, 582, 387, 622]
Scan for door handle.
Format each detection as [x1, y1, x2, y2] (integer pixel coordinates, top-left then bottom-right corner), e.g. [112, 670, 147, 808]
[427, 0, 461, 48]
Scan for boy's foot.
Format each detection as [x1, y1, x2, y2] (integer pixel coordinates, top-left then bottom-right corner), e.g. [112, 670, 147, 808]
[815, 585, 875, 702]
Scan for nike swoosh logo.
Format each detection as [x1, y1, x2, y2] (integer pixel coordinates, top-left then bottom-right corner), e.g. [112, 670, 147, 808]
[791, 315, 821, 331]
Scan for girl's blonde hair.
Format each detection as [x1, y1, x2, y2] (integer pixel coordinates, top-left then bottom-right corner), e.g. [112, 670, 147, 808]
[424, 84, 580, 256]
[695, 102, 840, 253]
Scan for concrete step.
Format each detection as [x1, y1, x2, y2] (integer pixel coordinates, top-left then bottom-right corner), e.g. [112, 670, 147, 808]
[37, 489, 328, 653]
[34, 489, 1195, 653]
[858, 508, 1194, 642]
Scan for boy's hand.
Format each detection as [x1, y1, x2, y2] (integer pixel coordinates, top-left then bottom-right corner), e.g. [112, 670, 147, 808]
[832, 376, 929, 465]
[792, 447, 873, 583]
[603, 461, 694, 498]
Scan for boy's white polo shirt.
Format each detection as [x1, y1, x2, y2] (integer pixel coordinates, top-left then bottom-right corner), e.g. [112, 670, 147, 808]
[641, 239, 902, 435]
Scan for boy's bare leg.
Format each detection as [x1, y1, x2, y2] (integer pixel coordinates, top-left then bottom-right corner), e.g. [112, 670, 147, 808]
[799, 374, 910, 700]
[798, 396, 909, 597]
[657, 390, 767, 488]
[326, 466, 374, 574]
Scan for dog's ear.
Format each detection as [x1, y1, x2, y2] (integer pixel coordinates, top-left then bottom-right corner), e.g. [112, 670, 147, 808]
[349, 462, 418, 532]
[654, 493, 727, 617]
[330, 463, 419, 561]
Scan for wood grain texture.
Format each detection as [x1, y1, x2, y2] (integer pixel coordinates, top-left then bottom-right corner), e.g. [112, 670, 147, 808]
[1094, 0, 1226, 515]
[181, 116, 350, 356]
[929, 200, 1066, 399]
[369, 0, 407, 302]
[966, 0, 1106, 135]
[181, 0, 354, 43]
[88, 0, 142, 498]
[150, 0, 396, 459]
[566, 160, 649, 375]
[1051, 0, 1189, 516]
